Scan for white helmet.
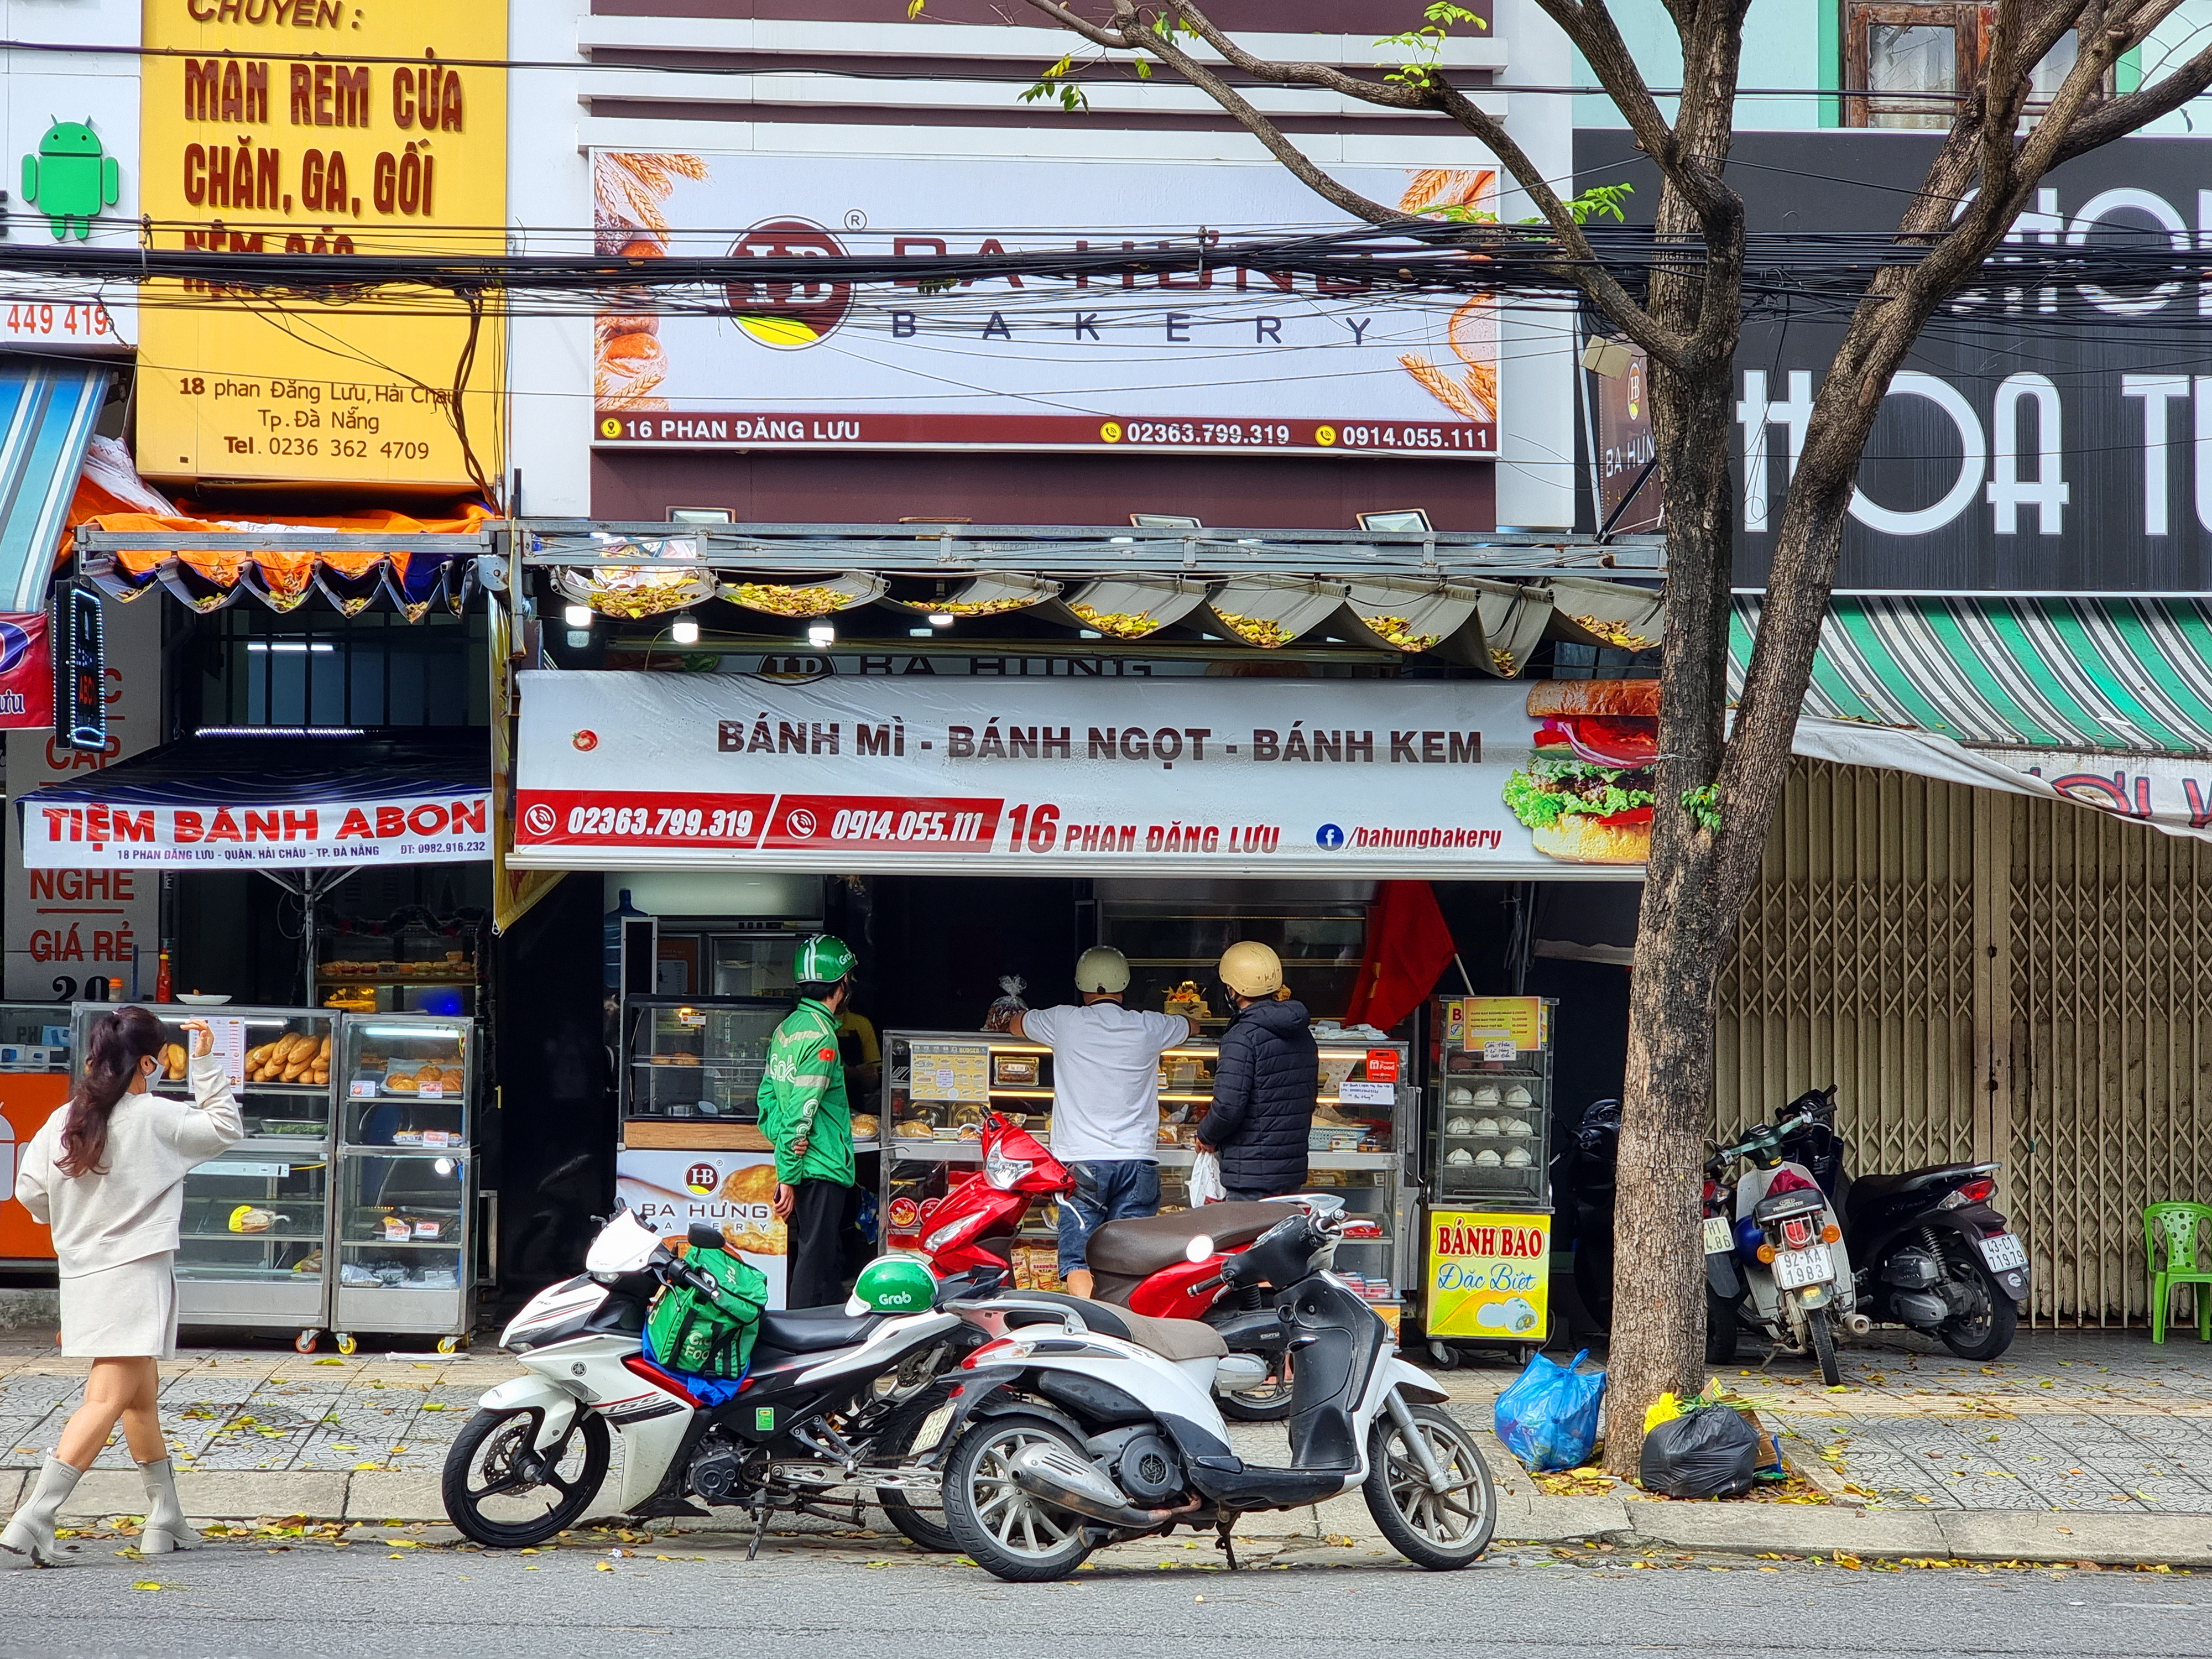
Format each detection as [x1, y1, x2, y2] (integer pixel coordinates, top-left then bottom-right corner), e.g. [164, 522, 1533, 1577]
[1074, 946, 1131, 994]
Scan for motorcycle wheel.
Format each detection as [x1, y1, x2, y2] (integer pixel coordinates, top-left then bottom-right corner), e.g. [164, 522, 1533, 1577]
[1704, 1291, 1738, 1365]
[441, 1406, 609, 1549]
[1807, 1306, 1844, 1387]
[1362, 1403, 1495, 1571]
[1937, 1253, 2020, 1361]
[1215, 1348, 1294, 1422]
[874, 1389, 959, 1554]
[942, 1413, 1098, 1582]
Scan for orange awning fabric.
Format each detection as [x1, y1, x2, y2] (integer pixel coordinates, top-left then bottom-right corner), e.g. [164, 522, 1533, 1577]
[82, 502, 494, 619]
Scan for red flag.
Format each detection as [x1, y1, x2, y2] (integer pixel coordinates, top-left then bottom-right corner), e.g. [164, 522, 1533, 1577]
[1342, 881, 1457, 1032]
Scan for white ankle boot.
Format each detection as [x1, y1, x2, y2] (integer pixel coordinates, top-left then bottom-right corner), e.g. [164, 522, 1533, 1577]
[137, 1457, 198, 1554]
[1, 1456, 85, 1568]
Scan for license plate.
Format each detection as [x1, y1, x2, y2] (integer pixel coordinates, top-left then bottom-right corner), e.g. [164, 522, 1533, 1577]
[1979, 1232, 2029, 1272]
[1702, 1217, 1734, 1255]
[910, 1400, 957, 1454]
[1772, 1242, 1835, 1290]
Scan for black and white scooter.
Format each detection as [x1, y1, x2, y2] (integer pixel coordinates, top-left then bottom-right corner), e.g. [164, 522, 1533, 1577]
[929, 1209, 1495, 1582]
[444, 1213, 978, 1551]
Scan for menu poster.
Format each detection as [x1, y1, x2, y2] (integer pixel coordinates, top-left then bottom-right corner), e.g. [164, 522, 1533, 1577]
[204, 1016, 247, 1089]
[1457, 996, 1547, 1053]
[910, 1041, 991, 1104]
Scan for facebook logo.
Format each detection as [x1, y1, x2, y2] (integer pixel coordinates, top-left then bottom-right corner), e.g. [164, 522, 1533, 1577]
[1314, 823, 1346, 849]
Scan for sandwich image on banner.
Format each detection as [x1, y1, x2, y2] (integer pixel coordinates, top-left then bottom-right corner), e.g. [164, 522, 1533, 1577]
[1503, 680, 1660, 864]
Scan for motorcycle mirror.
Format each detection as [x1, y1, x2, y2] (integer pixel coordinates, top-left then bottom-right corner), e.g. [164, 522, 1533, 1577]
[583, 1209, 661, 1276]
[1185, 1233, 1217, 1265]
[686, 1222, 724, 1252]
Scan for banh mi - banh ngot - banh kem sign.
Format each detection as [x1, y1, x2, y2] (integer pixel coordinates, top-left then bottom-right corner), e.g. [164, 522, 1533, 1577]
[137, 2, 507, 488]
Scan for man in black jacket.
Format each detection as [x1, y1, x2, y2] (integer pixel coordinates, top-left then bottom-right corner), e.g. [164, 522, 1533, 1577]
[1194, 941, 1319, 1201]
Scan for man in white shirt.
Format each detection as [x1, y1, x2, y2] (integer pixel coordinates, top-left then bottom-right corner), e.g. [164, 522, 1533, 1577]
[1010, 947, 1199, 1299]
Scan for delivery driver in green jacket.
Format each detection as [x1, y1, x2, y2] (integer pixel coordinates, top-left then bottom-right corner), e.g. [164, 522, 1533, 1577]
[759, 934, 860, 1310]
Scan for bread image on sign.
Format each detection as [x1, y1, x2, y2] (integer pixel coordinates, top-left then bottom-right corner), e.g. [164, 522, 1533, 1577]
[1503, 679, 1658, 864]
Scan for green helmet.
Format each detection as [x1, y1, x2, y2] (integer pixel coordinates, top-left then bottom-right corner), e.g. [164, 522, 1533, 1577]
[794, 932, 856, 985]
[846, 1254, 935, 1318]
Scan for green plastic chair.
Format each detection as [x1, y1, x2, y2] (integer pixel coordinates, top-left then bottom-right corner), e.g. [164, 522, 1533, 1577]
[2145, 1202, 2212, 1343]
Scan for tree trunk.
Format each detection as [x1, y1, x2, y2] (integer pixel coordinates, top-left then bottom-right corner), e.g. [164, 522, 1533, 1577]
[1599, 336, 1744, 1477]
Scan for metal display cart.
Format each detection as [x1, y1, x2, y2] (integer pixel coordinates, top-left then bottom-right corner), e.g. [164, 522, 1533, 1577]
[879, 1025, 1415, 1325]
[1415, 995, 1558, 1366]
[72, 1003, 337, 1353]
[331, 1013, 478, 1353]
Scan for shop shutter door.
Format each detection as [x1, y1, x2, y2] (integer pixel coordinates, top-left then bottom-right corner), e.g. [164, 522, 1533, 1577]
[2010, 797, 2212, 1328]
[1716, 759, 1985, 1194]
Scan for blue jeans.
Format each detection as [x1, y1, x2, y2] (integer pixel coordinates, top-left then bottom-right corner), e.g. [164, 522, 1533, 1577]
[1058, 1159, 1161, 1276]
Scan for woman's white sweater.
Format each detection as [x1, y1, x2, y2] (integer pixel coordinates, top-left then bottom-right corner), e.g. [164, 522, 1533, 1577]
[15, 1055, 244, 1276]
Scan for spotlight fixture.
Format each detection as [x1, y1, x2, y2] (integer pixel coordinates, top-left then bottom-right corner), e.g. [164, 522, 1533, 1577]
[563, 603, 593, 629]
[807, 623, 836, 648]
[927, 612, 954, 628]
[670, 617, 701, 645]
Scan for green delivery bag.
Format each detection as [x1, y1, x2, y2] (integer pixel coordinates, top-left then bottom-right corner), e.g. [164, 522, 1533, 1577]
[645, 1243, 769, 1379]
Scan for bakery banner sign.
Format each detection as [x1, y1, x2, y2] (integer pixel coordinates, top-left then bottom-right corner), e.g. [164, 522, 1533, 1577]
[509, 669, 1657, 880]
[20, 790, 491, 868]
[591, 151, 1501, 458]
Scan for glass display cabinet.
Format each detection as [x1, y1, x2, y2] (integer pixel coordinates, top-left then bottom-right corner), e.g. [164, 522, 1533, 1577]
[619, 995, 789, 1126]
[71, 1004, 337, 1351]
[333, 1013, 476, 1351]
[879, 1026, 1412, 1318]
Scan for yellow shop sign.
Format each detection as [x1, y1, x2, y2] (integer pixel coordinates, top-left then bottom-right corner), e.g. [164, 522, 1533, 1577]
[136, 1, 507, 488]
[1425, 1208, 1549, 1342]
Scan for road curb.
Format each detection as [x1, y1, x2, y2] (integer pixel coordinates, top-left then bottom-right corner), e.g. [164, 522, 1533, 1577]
[10, 1468, 2212, 1566]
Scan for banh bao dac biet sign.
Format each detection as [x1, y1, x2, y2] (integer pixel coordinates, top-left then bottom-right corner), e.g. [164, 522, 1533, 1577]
[137, 1, 507, 487]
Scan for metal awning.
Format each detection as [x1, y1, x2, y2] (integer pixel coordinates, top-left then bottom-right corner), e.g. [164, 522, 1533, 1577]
[1731, 597, 2212, 755]
[0, 360, 109, 611]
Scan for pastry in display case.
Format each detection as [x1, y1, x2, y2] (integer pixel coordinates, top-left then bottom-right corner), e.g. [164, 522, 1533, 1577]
[340, 1016, 472, 1148]
[620, 996, 794, 1128]
[1428, 998, 1554, 1207]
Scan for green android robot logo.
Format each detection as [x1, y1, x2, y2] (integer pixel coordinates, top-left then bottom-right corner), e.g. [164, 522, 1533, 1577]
[22, 120, 120, 241]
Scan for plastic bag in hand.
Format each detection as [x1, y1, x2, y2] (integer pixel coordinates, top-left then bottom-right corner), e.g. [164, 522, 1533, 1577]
[1189, 1148, 1227, 1205]
[1637, 1404, 1759, 1498]
[1492, 1348, 1606, 1473]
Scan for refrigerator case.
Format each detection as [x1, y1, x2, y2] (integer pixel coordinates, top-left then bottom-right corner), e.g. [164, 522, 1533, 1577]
[72, 1004, 337, 1349]
[879, 1027, 1414, 1318]
[332, 1013, 476, 1350]
[1420, 996, 1556, 1356]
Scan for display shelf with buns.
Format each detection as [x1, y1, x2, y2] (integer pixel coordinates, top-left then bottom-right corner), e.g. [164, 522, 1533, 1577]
[878, 1027, 1415, 1298]
[1427, 996, 1556, 1209]
[615, 994, 890, 1150]
[330, 1013, 478, 1347]
[73, 1003, 343, 1345]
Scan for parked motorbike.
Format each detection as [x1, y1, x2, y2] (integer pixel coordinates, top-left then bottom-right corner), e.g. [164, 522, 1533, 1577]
[927, 1207, 1495, 1582]
[443, 1213, 982, 1552]
[1773, 1086, 2030, 1360]
[1705, 1115, 1864, 1386]
[905, 1112, 1317, 1419]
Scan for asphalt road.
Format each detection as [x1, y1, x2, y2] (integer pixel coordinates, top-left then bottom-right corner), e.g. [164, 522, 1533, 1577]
[2, 1535, 2208, 1658]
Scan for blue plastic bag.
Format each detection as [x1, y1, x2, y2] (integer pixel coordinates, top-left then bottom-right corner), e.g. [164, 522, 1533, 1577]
[1491, 1348, 1607, 1473]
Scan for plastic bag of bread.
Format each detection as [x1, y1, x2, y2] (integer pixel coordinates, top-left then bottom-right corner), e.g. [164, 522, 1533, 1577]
[163, 1042, 186, 1081]
[983, 974, 1027, 1034]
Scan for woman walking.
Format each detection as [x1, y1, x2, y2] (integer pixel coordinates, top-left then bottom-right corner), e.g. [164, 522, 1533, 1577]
[3, 1008, 241, 1568]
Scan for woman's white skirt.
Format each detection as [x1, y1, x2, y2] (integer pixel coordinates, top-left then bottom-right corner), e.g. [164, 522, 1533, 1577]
[60, 1253, 178, 1359]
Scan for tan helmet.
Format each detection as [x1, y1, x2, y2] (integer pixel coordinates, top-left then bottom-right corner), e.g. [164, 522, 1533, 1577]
[1218, 940, 1284, 999]
[1074, 945, 1131, 994]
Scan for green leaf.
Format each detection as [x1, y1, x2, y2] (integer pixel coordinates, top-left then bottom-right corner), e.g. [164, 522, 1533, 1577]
[1681, 784, 1722, 834]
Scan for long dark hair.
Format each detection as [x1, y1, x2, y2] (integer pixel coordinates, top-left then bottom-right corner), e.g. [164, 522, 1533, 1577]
[56, 1006, 169, 1178]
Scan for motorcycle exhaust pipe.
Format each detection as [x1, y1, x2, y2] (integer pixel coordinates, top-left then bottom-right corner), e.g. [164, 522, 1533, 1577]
[1007, 1443, 1188, 1530]
[1844, 1312, 1872, 1337]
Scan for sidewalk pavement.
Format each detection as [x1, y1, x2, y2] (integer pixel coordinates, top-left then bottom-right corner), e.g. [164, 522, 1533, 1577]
[6, 1326, 2212, 1567]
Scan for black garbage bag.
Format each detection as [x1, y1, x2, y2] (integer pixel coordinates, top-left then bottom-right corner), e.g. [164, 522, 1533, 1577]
[1638, 1405, 1759, 1499]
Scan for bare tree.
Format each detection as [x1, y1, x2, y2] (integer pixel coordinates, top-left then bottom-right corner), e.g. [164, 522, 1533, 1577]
[1004, 0, 2212, 1471]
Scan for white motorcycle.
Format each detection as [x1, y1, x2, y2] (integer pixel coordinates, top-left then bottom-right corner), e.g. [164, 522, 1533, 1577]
[1705, 1119, 1864, 1386]
[928, 1208, 1495, 1582]
[442, 1213, 977, 1552]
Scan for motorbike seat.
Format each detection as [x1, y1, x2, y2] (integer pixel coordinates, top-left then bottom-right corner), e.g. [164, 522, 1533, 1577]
[1085, 1199, 1301, 1278]
[752, 1306, 885, 1356]
[1843, 1164, 1994, 1217]
[1006, 1292, 1229, 1361]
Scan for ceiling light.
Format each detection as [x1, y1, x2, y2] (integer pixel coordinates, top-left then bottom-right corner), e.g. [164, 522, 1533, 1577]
[564, 604, 593, 629]
[927, 612, 954, 628]
[807, 624, 836, 648]
[670, 617, 701, 645]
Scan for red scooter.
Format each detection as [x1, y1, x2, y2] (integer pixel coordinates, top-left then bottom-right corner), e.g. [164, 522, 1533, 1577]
[891, 1113, 1303, 1419]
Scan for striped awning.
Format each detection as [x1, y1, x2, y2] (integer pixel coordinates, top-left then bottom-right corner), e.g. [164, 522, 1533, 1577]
[0, 359, 109, 611]
[1731, 597, 2212, 757]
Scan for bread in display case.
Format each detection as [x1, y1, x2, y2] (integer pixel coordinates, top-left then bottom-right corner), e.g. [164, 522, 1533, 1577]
[340, 1015, 472, 1149]
[879, 1026, 1411, 1311]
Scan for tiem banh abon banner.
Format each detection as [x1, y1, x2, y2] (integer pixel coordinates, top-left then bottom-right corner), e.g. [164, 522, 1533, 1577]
[508, 672, 1657, 880]
[135, 2, 507, 487]
[591, 152, 1502, 458]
